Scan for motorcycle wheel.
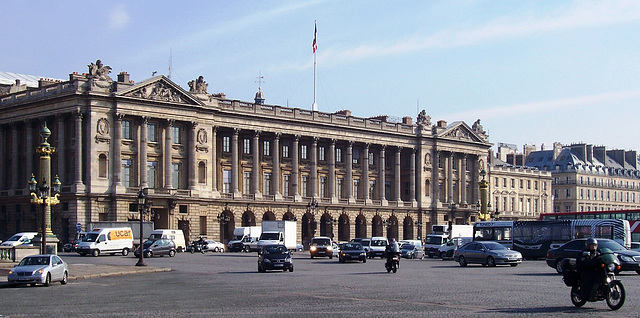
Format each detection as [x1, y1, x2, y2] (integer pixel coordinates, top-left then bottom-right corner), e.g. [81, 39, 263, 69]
[606, 281, 625, 310]
[386, 264, 391, 273]
[190, 249, 194, 254]
[392, 264, 397, 273]
[570, 286, 586, 307]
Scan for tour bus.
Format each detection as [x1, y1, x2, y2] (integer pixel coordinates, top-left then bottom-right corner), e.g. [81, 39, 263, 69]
[473, 219, 631, 259]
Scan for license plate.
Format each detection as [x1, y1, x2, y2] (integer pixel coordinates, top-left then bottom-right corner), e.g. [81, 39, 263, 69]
[18, 277, 31, 280]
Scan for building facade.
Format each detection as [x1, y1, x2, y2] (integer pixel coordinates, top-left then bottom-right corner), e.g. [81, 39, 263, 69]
[525, 143, 640, 213]
[0, 61, 492, 246]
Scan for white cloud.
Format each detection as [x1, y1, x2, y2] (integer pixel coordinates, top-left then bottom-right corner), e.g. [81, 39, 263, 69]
[109, 5, 131, 30]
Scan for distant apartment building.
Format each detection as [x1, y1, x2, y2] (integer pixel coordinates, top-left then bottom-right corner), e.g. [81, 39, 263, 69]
[489, 144, 552, 220]
[525, 143, 640, 213]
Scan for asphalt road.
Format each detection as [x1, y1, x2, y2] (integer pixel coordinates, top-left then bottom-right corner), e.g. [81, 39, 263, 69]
[2, 251, 640, 317]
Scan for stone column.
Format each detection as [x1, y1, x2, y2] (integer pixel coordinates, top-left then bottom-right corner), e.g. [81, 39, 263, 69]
[11, 124, 19, 190]
[310, 137, 318, 197]
[139, 116, 148, 189]
[395, 147, 402, 203]
[211, 127, 218, 192]
[231, 128, 240, 197]
[329, 139, 336, 200]
[292, 135, 301, 200]
[272, 133, 282, 199]
[433, 150, 440, 204]
[0, 126, 4, 189]
[363, 143, 370, 203]
[74, 110, 85, 190]
[448, 152, 454, 204]
[379, 145, 387, 205]
[164, 119, 174, 190]
[346, 141, 354, 202]
[25, 120, 33, 191]
[188, 122, 197, 190]
[410, 149, 417, 205]
[252, 131, 261, 196]
[114, 114, 123, 189]
[461, 154, 468, 204]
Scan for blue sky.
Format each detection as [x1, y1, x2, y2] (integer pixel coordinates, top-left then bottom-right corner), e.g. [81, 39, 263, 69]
[3, 1, 640, 153]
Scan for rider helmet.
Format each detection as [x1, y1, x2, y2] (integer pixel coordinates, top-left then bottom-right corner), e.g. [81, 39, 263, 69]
[585, 238, 598, 247]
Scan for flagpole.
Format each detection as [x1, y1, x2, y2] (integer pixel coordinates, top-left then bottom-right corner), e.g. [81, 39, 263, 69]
[312, 21, 317, 112]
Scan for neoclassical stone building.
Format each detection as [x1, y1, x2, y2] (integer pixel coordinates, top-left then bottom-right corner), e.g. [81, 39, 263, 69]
[0, 61, 491, 246]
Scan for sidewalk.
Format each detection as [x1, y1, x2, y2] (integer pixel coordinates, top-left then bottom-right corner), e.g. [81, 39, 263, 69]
[0, 262, 171, 286]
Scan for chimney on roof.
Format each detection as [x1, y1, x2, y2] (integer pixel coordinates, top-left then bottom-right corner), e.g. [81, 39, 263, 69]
[570, 144, 587, 162]
[402, 116, 412, 125]
[608, 149, 625, 167]
[437, 120, 447, 128]
[586, 145, 593, 164]
[594, 146, 606, 164]
[336, 110, 352, 117]
[117, 72, 130, 83]
[553, 142, 563, 160]
[15, 79, 20, 86]
[625, 150, 638, 169]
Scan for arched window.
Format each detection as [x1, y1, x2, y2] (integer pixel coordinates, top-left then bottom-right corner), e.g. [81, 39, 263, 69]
[98, 154, 108, 178]
[198, 161, 206, 184]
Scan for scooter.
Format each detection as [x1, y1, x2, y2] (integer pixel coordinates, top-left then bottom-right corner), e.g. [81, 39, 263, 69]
[385, 253, 400, 273]
[188, 241, 207, 254]
[563, 247, 625, 310]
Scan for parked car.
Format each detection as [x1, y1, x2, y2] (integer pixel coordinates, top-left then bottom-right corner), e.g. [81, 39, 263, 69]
[338, 242, 367, 263]
[203, 239, 225, 252]
[258, 244, 294, 272]
[454, 241, 523, 267]
[351, 238, 370, 254]
[1, 232, 37, 247]
[309, 236, 333, 259]
[7, 254, 69, 287]
[296, 242, 304, 252]
[401, 243, 425, 259]
[546, 238, 640, 274]
[134, 239, 176, 258]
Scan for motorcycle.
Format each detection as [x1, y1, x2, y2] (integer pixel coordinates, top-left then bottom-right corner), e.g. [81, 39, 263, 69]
[562, 247, 625, 310]
[188, 241, 207, 254]
[385, 253, 400, 273]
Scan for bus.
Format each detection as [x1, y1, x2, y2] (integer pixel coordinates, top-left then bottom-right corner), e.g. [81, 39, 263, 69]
[539, 210, 640, 242]
[473, 219, 631, 259]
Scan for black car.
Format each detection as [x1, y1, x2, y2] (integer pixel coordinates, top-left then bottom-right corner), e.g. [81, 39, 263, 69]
[309, 236, 333, 259]
[134, 239, 176, 258]
[338, 242, 367, 263]
[546, 238, 640, 274]
[258, 244, 294, 272]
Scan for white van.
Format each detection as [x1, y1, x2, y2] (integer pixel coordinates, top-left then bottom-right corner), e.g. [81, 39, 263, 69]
[149, 229, 186, 253]
[1, 232, 38, 246]
[76, 227, 134, 257]
[367, 237, 389, 259]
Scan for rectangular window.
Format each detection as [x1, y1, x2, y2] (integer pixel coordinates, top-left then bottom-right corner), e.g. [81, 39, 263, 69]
[385, 181, 391, 200]
[171, 125, 181, 144]
[519, 180, 523, 189]
[147, 161, 157, 187]
[336, 148, 342, 163]
[223, 170, 231, 193]
[511, 179, 515, 188]
[337, 178, 344, 198]
[148, 123, 157, 142]
[263, 141, 271, 156]
[302, 175, 309, 197]
[222, 136, 230, 153]
[534, 181, 538, 190]
[172, 163, 181, 189]
[282, 143, 289, 158]
[566, 189, 571, 198]
[319, 176, 326, 198]
[318, 146, 325, 161]
[353, 179, 359, 199]
[121, 159, 131, 187]
[527, 180, 531, 189]
[369, 180, 376, 199]
[502, 178, 507, 187]
[243, 172, 251, 194]
[301, 145, 308, 160]
[199, 216, 207, 235]
[263, 173, 271, 195]
[283, 174, 290, 196]
[353, 148, 360, 164]
[122, 120, 131, 140]
[369, 152, 374, 165]
[243, 139, 251, 154]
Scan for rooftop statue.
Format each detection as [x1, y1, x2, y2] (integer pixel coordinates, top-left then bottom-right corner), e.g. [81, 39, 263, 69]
[87, 60, 112, 81]
[188, 75, 208, 94]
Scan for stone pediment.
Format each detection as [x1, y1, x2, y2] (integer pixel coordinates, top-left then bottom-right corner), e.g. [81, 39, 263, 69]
[116, 76, 203, 106]
[437, 121, 487, 143]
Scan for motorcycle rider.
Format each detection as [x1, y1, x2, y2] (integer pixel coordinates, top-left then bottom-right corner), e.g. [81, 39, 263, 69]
[576, 238, 603, 301]
[385, 238, 400, 268]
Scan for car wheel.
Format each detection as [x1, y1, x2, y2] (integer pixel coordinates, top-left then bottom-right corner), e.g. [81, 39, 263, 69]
[169, 250, 176, 257]
[177, 247, 183, 253]
[458, 256, 468, 267]
[61, 271, 68, 285]
[310, 255, 314, 259]
[145, 251, 152, 258]
[329, 255, 333, 259]
[214, 247, 220, 253]
[510, 264, 518, 267]
[635, 270, 640, 275]
[289, 266, 294, 272]
[555, 258, 564, 274]
[44, 273, 51, 287]
[122, 248, 130, 256]
[487, 256, 496, 267]
[363, 258, 366, 263]
[92, 250, 100, 257]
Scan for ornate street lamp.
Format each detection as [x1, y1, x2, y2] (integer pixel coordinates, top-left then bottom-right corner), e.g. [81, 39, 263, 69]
[28, 123, 61, 254]
[217, 212, 231, 244]
[306, 199, 319, 236]
[478, 169, 489, 221]
[135, 189, 150, 266]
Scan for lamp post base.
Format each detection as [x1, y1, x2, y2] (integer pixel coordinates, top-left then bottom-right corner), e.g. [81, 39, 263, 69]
[135, 259, 147, 266]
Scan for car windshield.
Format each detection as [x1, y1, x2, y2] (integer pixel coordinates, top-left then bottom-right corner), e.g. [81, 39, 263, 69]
[343, 243, 362, 250]
[312, 239, 330, 245]
[598, 240, 626, 251]
[149, 234, 163, 240]
[483, 242, 507, 250]
[19, 256, 49, 266]
[232, 235, 244, 240]
[5, 234, 21, 242]
[83, 233, 99, 242]
[424, 236, 444, 244]
[401, 244, 415, 251]
[264, 246, 287, 254]
[261, 233, 279, 240]
[371, 240, 386, 246]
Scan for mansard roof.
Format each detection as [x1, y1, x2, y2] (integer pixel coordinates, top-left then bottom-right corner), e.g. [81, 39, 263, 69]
[525, 146, 640, 178]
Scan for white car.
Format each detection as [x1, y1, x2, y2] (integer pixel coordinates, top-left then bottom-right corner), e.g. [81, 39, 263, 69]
[7, 254, 69, 287]
[204, 240, 225, 252]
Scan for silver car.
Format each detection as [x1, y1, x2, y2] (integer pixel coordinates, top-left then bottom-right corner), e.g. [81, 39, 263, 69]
[454, 241, 523, 267]
[7, 254, 69, 287]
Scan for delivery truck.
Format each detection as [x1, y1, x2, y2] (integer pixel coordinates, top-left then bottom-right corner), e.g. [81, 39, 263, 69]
[257, 221, 297, 251]
[227, 226, 262, 252]
[423, 224, 473, 258]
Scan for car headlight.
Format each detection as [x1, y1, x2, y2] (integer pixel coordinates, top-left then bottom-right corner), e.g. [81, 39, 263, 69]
[37, 269, 44, 275]
[8, 270, 13, 275]
[310, 246, 317, 251]
[327, 246, 332, 251]
[619, 254, 634, 262]
[285, 257, 292, 263]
